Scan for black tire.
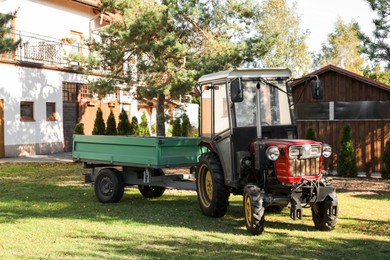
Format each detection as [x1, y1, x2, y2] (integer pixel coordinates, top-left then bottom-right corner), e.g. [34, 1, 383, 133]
[243, 185, 265, 235]
[311, 195, 338, 231]
[94, 168, 124, 203]
[196, 152, 230, 218]
[138, 169, 166, 198]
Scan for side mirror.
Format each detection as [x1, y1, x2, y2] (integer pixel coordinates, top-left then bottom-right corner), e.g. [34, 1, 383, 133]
[231, 78, 243, 102]
[311, 79, 323, 99]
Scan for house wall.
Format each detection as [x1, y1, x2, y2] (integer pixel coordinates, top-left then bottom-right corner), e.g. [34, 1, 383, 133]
[1, 0, 93, 39]
[0, 62, 90, 156]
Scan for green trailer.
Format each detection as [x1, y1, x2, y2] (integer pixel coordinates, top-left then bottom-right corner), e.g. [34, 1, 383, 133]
[73, 135, 202, 202]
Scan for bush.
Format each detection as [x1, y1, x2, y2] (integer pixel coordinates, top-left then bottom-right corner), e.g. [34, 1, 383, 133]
[181, 113, 191, 137]
[337, 124, 357, 177]
[130, 116, 139, 135]
[73, 123, 84, 135]
[304, 127, 316, 140]
[118, 109, 131, 135]
[139, 112, 150, 136]
[92, 108, 105, 135]
[105, 110, 117, 135]
[171, 117, 182, 136]
[382, 139, 390, 179]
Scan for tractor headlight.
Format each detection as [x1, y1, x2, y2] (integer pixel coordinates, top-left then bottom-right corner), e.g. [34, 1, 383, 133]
[266, 146, 280, 161]
[322, 144, 332, 158]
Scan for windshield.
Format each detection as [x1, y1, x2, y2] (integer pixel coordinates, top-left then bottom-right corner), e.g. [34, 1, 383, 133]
[234, 80, 291, 127]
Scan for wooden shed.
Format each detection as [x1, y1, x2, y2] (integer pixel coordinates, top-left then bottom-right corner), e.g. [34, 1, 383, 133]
[291, 64, 390, 174]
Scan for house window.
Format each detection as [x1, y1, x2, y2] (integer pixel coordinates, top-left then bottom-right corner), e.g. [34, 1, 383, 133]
[46, 102, 56, 121]
[63, 82, 77, 101]
[20, 101, 34, 121]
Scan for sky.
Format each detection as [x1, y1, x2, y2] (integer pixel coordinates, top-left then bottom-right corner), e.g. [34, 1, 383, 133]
[295, 0, 376, 53]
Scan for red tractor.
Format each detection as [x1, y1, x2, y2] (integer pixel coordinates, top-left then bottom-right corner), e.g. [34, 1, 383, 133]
[195, 68, 338, 235]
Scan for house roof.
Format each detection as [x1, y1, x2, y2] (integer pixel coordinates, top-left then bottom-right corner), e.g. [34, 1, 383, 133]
[292, 64, 390, 92]
[72, 0, 101, 8]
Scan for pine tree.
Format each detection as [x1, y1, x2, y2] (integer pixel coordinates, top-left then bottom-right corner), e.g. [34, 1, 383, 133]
[139, 112, 150, 136]
[73, 123, 85, 135]
[171, 117, 182, 137]
[181, 113, 191, 137]
[337, 124, 357, 177]
[0, 12, 21, 54]
[105, 110, 117, 135]
[304, 127, 316, 141]
[130, 116, 139, 135]
[92, 108, 105, 135]
[382, 139, 390, 179]
[118, 109, 131, 135]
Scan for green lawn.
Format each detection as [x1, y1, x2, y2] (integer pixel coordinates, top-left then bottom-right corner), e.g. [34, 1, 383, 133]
[0, 163, 389, 259]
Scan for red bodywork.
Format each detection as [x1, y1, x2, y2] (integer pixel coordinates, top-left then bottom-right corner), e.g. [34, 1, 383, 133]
[252, 139, 324, 184]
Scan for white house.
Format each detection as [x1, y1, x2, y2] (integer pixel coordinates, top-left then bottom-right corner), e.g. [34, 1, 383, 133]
[0, 0, 140, 157]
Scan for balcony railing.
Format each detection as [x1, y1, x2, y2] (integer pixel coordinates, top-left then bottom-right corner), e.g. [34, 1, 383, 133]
[1, 30, 91, 69]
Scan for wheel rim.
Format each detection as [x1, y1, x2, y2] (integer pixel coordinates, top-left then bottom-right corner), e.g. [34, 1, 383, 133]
[244, 193, 252, 226]
[198, 164, 213, 207]
[100, 176, 113, 196]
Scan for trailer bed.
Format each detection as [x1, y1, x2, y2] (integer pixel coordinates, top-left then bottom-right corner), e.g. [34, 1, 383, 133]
[72, 135, 202, 168]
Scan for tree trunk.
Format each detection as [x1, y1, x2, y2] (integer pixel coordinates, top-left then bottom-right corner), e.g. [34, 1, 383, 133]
[156, 93, 166, 136]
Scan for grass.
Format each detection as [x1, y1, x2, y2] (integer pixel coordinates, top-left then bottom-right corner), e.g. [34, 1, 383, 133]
[0, 163, 389, 259]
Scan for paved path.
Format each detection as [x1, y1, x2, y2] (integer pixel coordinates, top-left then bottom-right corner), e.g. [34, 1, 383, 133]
[0, 153, 73, 163]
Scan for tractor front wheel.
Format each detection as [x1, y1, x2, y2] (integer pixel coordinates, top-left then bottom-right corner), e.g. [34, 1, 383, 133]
[196, 152, 230, 218]
[243, 185, 265, 235]
[311, 195, 338, 231]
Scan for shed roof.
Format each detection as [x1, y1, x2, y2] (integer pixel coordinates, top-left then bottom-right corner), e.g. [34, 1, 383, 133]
[292, 64, 390, 92]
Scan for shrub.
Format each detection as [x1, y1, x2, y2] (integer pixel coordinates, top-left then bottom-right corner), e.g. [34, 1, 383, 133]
[139, 112, 150, 136]
[105, 110, 117, 135]
[304, 127, 316, 140]
[382, 139, 390, 180]
[73, 123, 84, 135]
[171, 117, 182, 136]
[118, 109, 131, 135]
[181, 113, 191, 137]
[130, 116, 139, 135]
[92, 108, 105, 135]
[337, 124, 357, 177]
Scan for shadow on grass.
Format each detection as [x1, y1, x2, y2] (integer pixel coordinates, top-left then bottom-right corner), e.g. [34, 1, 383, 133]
[351, 192, 390, 201]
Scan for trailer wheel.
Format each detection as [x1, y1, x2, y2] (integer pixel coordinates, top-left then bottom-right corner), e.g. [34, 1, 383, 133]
[95, 168, 124, 203]
[243, 185, 265, 235]
[196, 152, 229, 218]
[311, 195, 338, 231]
[138, 169, 166, 198]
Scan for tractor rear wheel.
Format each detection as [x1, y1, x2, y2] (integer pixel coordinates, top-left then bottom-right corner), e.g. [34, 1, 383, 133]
[243, 185, 265, 235]
[196, 152, 230, 217]
[95, 168, 125, 203]
[311, 196, 338, 231]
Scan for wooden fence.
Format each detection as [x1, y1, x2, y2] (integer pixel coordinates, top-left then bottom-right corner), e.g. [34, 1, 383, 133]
[297, 120, 390, 174]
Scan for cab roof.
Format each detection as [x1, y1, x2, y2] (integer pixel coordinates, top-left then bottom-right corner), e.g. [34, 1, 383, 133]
[198, 67, 292, 84]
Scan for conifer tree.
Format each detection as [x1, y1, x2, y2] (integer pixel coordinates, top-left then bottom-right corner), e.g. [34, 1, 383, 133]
[105, 110, 117, 135]
[304, 127, 316, 141]
[0, 11, 21, 54]
[171, 117, 182, 137]
[181, 113, 191, 137]
[73, 123, 85, 135]
[130, 116, 140, 135]
[337, 124, 357, 177]
[118, 109, 131, 135]
[382, 139, 390, 179]
[139, 112, 150, 136]
[92, 108, 105, 135]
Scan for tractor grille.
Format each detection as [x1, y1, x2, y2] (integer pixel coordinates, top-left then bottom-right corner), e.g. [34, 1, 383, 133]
[290, 158, 320, 177]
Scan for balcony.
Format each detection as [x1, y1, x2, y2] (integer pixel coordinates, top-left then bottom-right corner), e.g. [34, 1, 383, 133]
[1, 30, 91, 70]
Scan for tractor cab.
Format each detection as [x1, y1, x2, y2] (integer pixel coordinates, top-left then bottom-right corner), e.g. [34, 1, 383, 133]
[198, 68, 295, 187]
